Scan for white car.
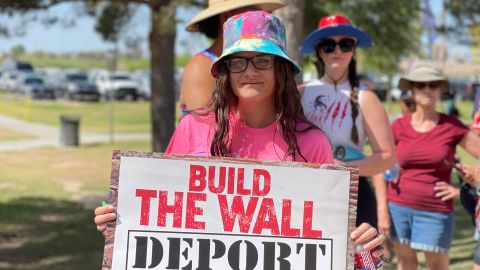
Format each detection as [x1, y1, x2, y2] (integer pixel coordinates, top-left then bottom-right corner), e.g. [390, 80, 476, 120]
[94, 71, 140, 101]
[0, 71, 20, 92]
[131, 69, 183, 100]
[131, 71, 151, 99]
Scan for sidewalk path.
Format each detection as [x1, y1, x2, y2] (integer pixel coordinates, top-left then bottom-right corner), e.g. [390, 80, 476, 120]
[0, 115, 150, 152]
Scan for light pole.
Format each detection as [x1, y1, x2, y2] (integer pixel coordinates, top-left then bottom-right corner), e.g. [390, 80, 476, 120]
[107, 45, 118, 143]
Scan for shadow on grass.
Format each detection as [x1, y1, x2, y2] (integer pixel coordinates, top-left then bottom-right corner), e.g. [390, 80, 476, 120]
[0, 197, 104, 270]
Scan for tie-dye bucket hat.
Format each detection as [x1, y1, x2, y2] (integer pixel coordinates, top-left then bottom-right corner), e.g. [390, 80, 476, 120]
[211, 11, 301, 78]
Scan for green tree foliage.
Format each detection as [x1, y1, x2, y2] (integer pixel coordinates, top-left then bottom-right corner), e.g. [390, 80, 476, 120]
[94, 2, 132, 43]
[448, 0, 480, 24]
[10, 44, 26, 57]
[438, 0, 480, 45]
[304, 0, 422, 77]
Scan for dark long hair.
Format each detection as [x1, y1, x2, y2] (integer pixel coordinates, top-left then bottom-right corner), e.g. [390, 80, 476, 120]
[209, 57, 318, 161]
[197, 15, 220, 39]
[315, 50, 360, 145]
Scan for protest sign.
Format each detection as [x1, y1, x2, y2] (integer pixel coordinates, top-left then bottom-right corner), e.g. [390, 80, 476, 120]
[102, 151, 359, 270]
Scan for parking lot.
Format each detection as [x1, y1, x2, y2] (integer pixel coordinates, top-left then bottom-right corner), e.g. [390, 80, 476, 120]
[0, 58, 182, 102]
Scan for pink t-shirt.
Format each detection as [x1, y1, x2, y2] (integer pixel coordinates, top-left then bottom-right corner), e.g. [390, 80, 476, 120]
[388, 113, 469, 213]
[166, 113, 333, 164]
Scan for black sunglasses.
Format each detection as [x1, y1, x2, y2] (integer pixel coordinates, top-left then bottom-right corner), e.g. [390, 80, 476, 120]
[411, 81, 442, 90]
[225, 54, 275, 73]
[317, 38, 356, 54]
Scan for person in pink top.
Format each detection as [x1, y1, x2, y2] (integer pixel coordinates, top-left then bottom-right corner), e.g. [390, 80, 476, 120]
[179, 0, 285, 114]
[388, 64, 480, 270]
[94, 11, 385, 260]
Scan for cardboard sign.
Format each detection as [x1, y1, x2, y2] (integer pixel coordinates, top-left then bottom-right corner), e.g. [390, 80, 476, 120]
[102, 151, 359, 270]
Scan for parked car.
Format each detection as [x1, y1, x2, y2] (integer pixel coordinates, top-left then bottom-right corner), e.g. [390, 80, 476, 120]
[131, 69, 183, 100]
[50, 71, 100, 101]
[131, 71, 151, 100]
[0, 71, 21, 92]
[12, 73, 54, 99]
[94, 71, 140, 101]
[1, 58, 34, 73]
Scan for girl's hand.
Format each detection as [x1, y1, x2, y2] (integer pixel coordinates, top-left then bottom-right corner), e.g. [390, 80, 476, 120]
[94, 205, 116, 235]
[351, 223, 385, 257]
[334, 159, 346, 166]
[433, 182, 459, 201]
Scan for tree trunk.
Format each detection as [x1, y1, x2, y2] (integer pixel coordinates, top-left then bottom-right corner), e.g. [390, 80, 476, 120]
[149, 1, 176, 152]
[274, 0, 305, 83]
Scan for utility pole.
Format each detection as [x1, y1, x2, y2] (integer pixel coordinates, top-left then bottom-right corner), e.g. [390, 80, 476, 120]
[107, 44, 118, 143]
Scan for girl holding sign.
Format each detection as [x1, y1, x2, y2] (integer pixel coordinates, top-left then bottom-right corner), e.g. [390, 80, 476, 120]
[179, 0, 286, 114]
[95, 10, 385, 259]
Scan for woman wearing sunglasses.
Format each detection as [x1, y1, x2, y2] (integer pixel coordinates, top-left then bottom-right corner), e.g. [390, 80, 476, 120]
[387, 64, 480, 269]
[95, 11, 386, 262]
[299, 14, 395, 240]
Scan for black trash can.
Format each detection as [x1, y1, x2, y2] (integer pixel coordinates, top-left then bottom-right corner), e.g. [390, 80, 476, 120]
[60, 115, 80, 146]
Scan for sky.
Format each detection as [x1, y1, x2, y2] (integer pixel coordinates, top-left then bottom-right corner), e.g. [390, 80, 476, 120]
[0, 1, 471, 60]
[0, 3, 209, 56]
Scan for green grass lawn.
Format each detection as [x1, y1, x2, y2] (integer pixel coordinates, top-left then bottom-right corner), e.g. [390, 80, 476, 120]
[0, 140, 150, 270]
[15, 53, 191, 71]
[0, 94, 151, 133]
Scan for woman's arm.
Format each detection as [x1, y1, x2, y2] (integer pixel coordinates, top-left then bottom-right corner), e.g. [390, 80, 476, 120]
[180, 55, 217, 111]
[345, 90, 396, 176]
[459, 130, 480, 159]
[371, 173, 390, 238]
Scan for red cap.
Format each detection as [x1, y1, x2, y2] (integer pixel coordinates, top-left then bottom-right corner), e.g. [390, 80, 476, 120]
[318, 15, 351, 29]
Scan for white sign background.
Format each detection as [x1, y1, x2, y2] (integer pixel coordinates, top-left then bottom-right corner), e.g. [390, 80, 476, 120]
[108, 155, 354, 270]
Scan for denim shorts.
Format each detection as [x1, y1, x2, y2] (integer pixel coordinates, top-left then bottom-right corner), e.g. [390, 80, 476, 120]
[388, 202, 454, 253]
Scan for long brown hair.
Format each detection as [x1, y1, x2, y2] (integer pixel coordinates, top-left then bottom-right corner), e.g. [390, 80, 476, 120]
[209, 57, 318, 161]
[315, 51, 360, 145]
[347, 58, 360, 145]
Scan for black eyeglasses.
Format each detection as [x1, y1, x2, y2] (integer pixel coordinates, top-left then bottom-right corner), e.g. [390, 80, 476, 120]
[317, 38, 356, 54]
[225, 54, 275, 73]
[412, 81, 441, 90]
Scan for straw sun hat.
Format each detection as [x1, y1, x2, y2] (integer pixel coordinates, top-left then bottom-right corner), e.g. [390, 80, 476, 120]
[186, 0, 285, 32]
[398, 64, 450, 92]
